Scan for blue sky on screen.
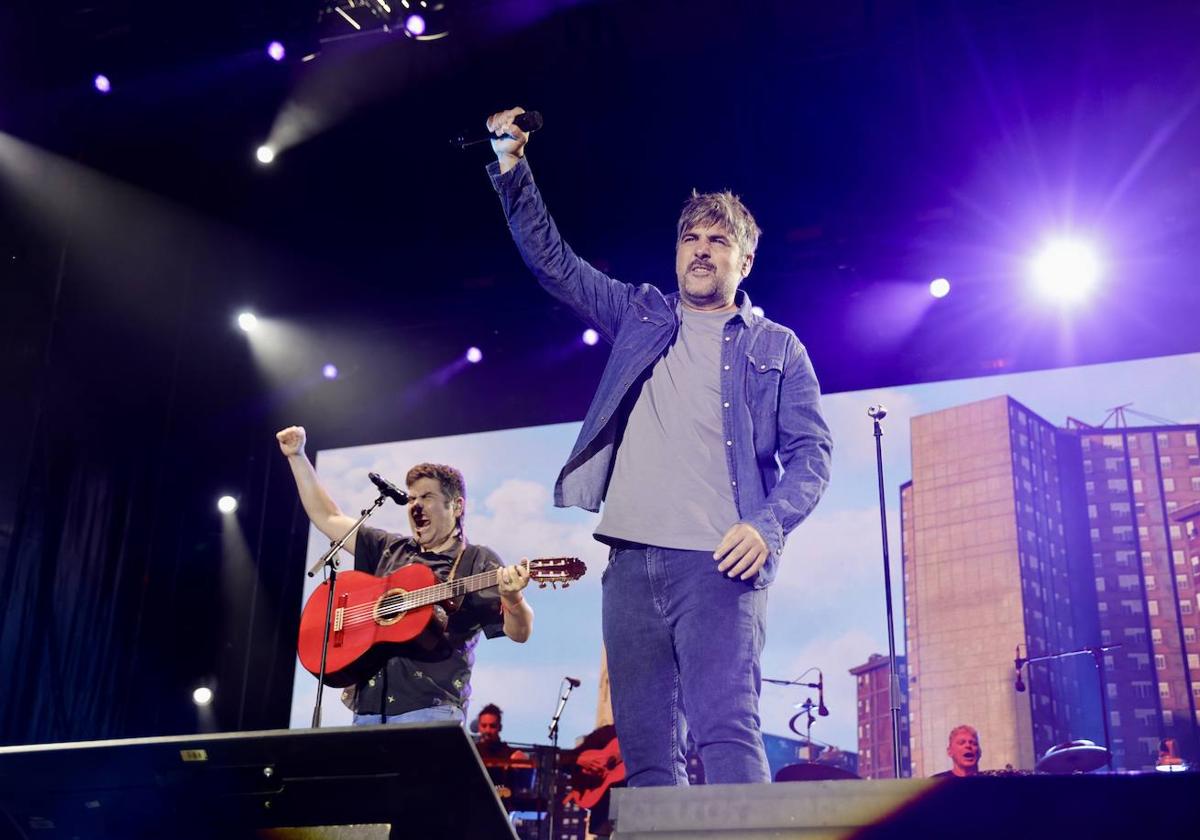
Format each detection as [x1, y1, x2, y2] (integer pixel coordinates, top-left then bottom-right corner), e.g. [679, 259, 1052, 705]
[290, 351, 1200, 751]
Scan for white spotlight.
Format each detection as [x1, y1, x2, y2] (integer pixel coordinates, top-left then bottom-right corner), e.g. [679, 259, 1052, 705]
[237, 311, 258, 332]
[465, 346, 483, 364]
[217, 495, 238, 515]
[255, 145, 276, 165]
[1032, 239, 1100, 303]
[582, 328, 599, 346]
[930, 277, 951, 298]
[192, 687, 214, 706]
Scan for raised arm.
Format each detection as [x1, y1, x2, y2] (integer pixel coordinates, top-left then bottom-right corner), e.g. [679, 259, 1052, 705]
[276, 426, 359, 555]
[486, 106, 633, 341]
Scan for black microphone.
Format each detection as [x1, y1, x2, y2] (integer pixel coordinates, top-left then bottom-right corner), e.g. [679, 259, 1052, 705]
[452, 110, 544, 149]
[368, 472, 409, 505]
[565, 676, 581, 688]
[1014, 646, 1026, 693]
[817, 671, 829, 717]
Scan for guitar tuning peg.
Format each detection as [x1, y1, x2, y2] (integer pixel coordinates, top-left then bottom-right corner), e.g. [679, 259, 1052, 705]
[538, 581, 547, 589]
[562, 583, 570, 589]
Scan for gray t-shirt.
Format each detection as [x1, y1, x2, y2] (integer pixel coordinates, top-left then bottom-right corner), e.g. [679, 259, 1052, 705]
[595, 306, 739, 551]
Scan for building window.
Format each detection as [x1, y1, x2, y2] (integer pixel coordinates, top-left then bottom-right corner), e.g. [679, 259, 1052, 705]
[1095, 577, 1106, 592]
[1121, 600, 1144, 616]
[1177, 574, 1190, 590]
[1185, 627, 1197, 644]
[1163, 478, 1176, 492]
[1160, 456, 1173, 470]
[1181, 600, 1194, 616]
[1192, 477, 1200, 492]
[1107, 683, 1118, 698]
[1155, 654, 1167, 670]
[1189, 654, 1200, 670]
[1145, 575, 1156, 590]
[1118, 574, 1140, 591]
[1130, 457, 1141, 469]
[1110, 502, 1131, 515]
[1132, 682, 1152, 699]
[1152, 628, 1163, 645]
[1085, 479, 1095, 492]
[1110, 711, 1121, 727]
[1088, 504, 1098, 520]
[1163, 710, 1175, 727]
[1108, 479, 1129, 492]
[1157, 433, 1171, 446]
[1159, 682, 1170, 699]
[1192, 682, 1200, 699]
[1186, 432, 1197, 448]
[1148, 600, 1159, 616]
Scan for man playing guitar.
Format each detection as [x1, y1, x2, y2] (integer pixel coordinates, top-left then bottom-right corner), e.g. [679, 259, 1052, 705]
[277, 425, 533, 724]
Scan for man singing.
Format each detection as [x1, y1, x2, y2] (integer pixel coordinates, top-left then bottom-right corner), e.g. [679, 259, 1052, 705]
[483, 108, 832, 785]
[277, 425, 533, 724]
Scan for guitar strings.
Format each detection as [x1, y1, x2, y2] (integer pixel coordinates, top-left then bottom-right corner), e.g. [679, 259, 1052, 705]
[317, 559, 578, 629]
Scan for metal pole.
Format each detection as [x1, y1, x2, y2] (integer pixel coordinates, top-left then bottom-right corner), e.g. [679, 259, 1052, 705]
[870, 406, 904, 778]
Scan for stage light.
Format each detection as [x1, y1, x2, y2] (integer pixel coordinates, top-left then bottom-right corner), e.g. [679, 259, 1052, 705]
[237, 311, 258, 332]
[582, 328, 599, 346]
[751, 305, 765, 317]
[930, 277, 951, 298]
[1031, 239, 1100, 303]
[466, 346, 482, 364]
[267, 41, 286, 61]
[93, 74, 111, 94]
[192, 687, 214, 706]
[255, 145, 276, 165]
[217, 495, 239, 515]
[322, 363, 339, 379]
[404, 14, 427, 36]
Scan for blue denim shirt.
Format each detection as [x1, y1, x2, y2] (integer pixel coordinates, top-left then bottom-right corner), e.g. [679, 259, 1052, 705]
[488, 159, 832, 587]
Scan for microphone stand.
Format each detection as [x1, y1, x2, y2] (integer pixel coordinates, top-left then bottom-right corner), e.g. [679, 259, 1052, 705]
[308, 492, 388, 728]
[1015, 643, 1121, 771]
[789, 699, 819, 762]
[544, 679, 577, 840]
[869, 406, 904, 778]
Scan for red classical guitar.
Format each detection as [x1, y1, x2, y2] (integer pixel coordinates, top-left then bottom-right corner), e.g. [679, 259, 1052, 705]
[564, 735, 624, 810]
[297, 557, 585, 687]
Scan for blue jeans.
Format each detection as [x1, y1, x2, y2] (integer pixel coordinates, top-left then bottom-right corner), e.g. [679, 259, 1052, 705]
[602, 545, 769, 786]
[353, 705, 465, 726]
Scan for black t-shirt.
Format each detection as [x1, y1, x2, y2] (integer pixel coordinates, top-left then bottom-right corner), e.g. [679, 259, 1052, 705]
[348, 526, 506, 716]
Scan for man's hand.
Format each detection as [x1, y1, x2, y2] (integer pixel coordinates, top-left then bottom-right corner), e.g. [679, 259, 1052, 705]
[498, 559, 532, 603]
[714, 523, 769, 581]
[276, 425, 306, 457]
[487, 107, 529, 173]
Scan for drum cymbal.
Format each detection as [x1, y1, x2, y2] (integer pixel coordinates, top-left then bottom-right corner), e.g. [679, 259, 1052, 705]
[1036, 740, 1109, 774]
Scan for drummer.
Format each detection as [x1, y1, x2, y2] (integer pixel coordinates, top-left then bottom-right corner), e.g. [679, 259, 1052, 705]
[932, 725, 982, 777]
[475, 703, 529, 762]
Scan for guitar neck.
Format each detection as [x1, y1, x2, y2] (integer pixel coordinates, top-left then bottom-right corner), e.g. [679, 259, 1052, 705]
[405, 567, 507, 609]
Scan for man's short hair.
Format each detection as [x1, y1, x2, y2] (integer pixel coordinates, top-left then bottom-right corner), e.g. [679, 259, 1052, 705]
[479, 703, 503, 722]
[406, 463, 466, 500]
[676, 189, 762, 257]
[947, 724, 978, 745]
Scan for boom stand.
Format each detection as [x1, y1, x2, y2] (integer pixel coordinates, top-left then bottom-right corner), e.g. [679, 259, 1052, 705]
[307, 492, 388, 728]
[1016, 643, 1122, 771]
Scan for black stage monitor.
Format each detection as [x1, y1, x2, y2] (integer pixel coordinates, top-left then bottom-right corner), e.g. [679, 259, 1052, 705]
[0, 723, 515, 840]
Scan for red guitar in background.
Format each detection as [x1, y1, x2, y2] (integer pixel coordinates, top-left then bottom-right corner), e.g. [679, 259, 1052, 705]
[564, 726, 624, 811]
[297, 557, 585, 687]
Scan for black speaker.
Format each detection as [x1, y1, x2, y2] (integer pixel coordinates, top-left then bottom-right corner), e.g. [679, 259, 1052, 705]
[0, 722, 515, 839]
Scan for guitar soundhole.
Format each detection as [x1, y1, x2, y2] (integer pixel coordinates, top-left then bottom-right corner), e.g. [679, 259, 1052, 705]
[375, 587, 409, 626]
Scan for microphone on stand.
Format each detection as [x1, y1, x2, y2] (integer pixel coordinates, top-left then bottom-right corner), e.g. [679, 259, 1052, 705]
[452, 110, 544, 149]
[368, 472, 409, 506]
[1014, 646, 1026, 693]
[565, 676, 581, 688]
[817, 671, 829, 717]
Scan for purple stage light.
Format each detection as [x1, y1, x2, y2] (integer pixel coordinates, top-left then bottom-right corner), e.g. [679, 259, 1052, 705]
[582, 328, 599, 346]
[93, 74, 112, 94]
[1032, 239, 1100, 303]
[322, 363, 338, 379]
[930, 277, 951, 298]
[466, 346, 482, 364]
[405, 14, 427, 36]
[267, 41, 286, 62]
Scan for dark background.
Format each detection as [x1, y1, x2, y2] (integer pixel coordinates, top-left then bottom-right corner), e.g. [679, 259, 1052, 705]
[2, 0, 1199, 745]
